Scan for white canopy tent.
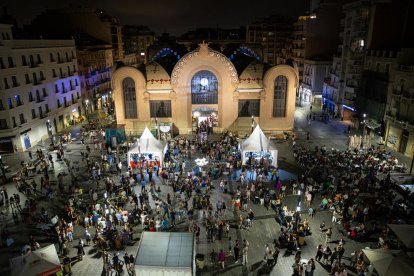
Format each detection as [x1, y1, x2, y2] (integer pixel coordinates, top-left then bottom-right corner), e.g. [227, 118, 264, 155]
[362, 248, 414, 276]
[128, 127, 168, 169]
[241, 125, 278, 167]
[10, 244, 61, 276]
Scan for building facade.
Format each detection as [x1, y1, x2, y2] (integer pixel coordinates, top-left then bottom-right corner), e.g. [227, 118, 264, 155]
[384, 49, 414, 157]
[0, 24, 82, 152]
[123, 25, 156, 64]
[323, 0, 414, 121]
[76, 45, 113, 114]
[29, 7, 124, 61]
[112, 43, 298, 135]
[246, 15, 292, 65]
[279, 0, 345, 105]
[300, 59, 331, 106]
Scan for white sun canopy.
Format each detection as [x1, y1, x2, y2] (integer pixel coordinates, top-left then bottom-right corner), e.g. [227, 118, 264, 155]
[128, 127, 168, 168]
[10, 244, 61, 276]
[241, 125, 278, 167]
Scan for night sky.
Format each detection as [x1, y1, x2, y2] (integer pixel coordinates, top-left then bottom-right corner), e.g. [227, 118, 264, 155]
[3, 0, 309, 35]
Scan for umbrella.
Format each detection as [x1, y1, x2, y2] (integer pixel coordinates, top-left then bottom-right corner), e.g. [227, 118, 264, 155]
[388, 224, 414, 248]
[362, 248, 414, 276]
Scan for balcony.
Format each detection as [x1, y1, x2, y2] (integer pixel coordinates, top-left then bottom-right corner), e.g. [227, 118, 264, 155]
[29, 62, 39, 68]
[36, 97, 45, 103]
[343, 98, 355, 106]
[191, 92, 218, 105]
[385, 113, 414, 131]
[12, 82, 20, 88]
[16, 101, 23, 107]
[60, 73, 67, 79]
[396, 64, 414, 73]
[39, 113, 47, 119]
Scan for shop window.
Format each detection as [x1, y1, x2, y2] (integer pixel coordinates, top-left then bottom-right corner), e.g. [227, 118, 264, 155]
[150, 101, 172, 118]
[238, 100, 260, 117]
[122, 77, 137, 119]
[273, 76, 287, 117]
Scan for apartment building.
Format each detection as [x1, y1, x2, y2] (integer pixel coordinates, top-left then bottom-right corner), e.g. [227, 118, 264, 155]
[246, 15, 292, 65]
[76, 44, 113, 114]
[0, 24, 81, 153]
[123, 25, 156, 64]
[280, 0, 345, 105]
[323, 0, 414, 121]
[29, 7, 124, 61]
[384, 49, 414, 157]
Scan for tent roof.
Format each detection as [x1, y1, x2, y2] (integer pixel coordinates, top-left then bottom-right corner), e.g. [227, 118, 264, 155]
[362, 248, 414, 276]
[242, 125, 277, 152]
[135, 232, 194, 268]
[129, 127, 167, 154]
[10, 244, 61, 276]
[388, 224, 414, 248]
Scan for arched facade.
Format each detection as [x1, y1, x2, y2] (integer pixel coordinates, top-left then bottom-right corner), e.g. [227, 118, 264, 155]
[112, 42, 298, 134]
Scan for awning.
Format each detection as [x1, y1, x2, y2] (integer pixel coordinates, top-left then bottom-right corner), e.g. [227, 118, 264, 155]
[365, 118, 381, 129]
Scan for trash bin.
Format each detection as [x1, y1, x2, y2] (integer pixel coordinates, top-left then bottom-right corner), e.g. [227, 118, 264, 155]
[196, 254, 205, 269]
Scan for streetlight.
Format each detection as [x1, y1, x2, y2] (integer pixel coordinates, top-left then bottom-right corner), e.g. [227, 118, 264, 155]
[85, 99, 89, 121]
[155, 117, 158, 139]
[0, 155, 6, 183]
[410, 145, 414, 175]
[251, 115, 254, 133]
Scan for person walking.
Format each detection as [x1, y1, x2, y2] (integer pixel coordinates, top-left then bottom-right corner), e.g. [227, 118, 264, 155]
[325, 227, 332, 243]
[218, 249, 226, 269]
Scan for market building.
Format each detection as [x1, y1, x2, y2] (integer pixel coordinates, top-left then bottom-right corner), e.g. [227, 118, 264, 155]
[112, 42, 298, 136]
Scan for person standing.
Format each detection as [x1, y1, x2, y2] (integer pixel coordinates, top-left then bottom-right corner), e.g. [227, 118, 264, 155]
[242, 244, 248, 265]
[315, 244, 323, 261]
[227, 236, 233, 256]
[218, 249, 226, 269]
[234, 240, 240, 263]
[123, 253, 130, 270]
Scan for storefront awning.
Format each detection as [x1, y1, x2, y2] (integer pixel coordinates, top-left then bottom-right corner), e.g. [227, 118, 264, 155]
[365, 118, 381, 129]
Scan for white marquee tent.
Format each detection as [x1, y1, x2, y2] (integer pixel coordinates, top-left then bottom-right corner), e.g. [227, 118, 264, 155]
[128, 127, 168, 168]
[9, 244, 62, 276]
[241, 125, 278, 167]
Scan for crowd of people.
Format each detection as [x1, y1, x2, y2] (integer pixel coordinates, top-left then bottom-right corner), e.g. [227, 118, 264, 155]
[2, 112, 414, 276]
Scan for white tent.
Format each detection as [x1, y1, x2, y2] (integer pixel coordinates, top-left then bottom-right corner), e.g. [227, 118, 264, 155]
[241, 125, 278, 167]
[388, 224, 414, 249]
[128, 127, 168, 169]
[10, 244, 61, 276]
[362, 248, 414, 276]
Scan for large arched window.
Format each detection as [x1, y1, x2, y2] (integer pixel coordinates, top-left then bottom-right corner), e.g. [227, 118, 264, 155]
[273, 76, 287, 117]
[123, 77, 137, 119]
[191, 70, 218, 104]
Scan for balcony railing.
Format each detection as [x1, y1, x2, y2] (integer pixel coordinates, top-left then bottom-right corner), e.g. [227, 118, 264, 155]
[191, 92, 218, 104]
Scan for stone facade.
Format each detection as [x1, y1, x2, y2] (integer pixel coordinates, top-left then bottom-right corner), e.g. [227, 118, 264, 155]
[112, 43, 298, 135]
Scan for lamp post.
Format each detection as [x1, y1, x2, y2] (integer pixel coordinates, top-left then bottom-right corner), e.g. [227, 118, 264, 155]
[155, 116, 158, 139]
[85, 99, 89, 122]
[251, 115, 254, 133]
[410, 145, 414, 175]
[0, 155, 6, 182]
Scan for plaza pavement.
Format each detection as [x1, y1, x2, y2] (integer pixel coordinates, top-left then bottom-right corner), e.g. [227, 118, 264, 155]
[0, 105, 408, 276]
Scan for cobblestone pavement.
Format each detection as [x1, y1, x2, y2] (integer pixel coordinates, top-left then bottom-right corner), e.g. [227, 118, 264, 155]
[0, 106, 403, 276]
